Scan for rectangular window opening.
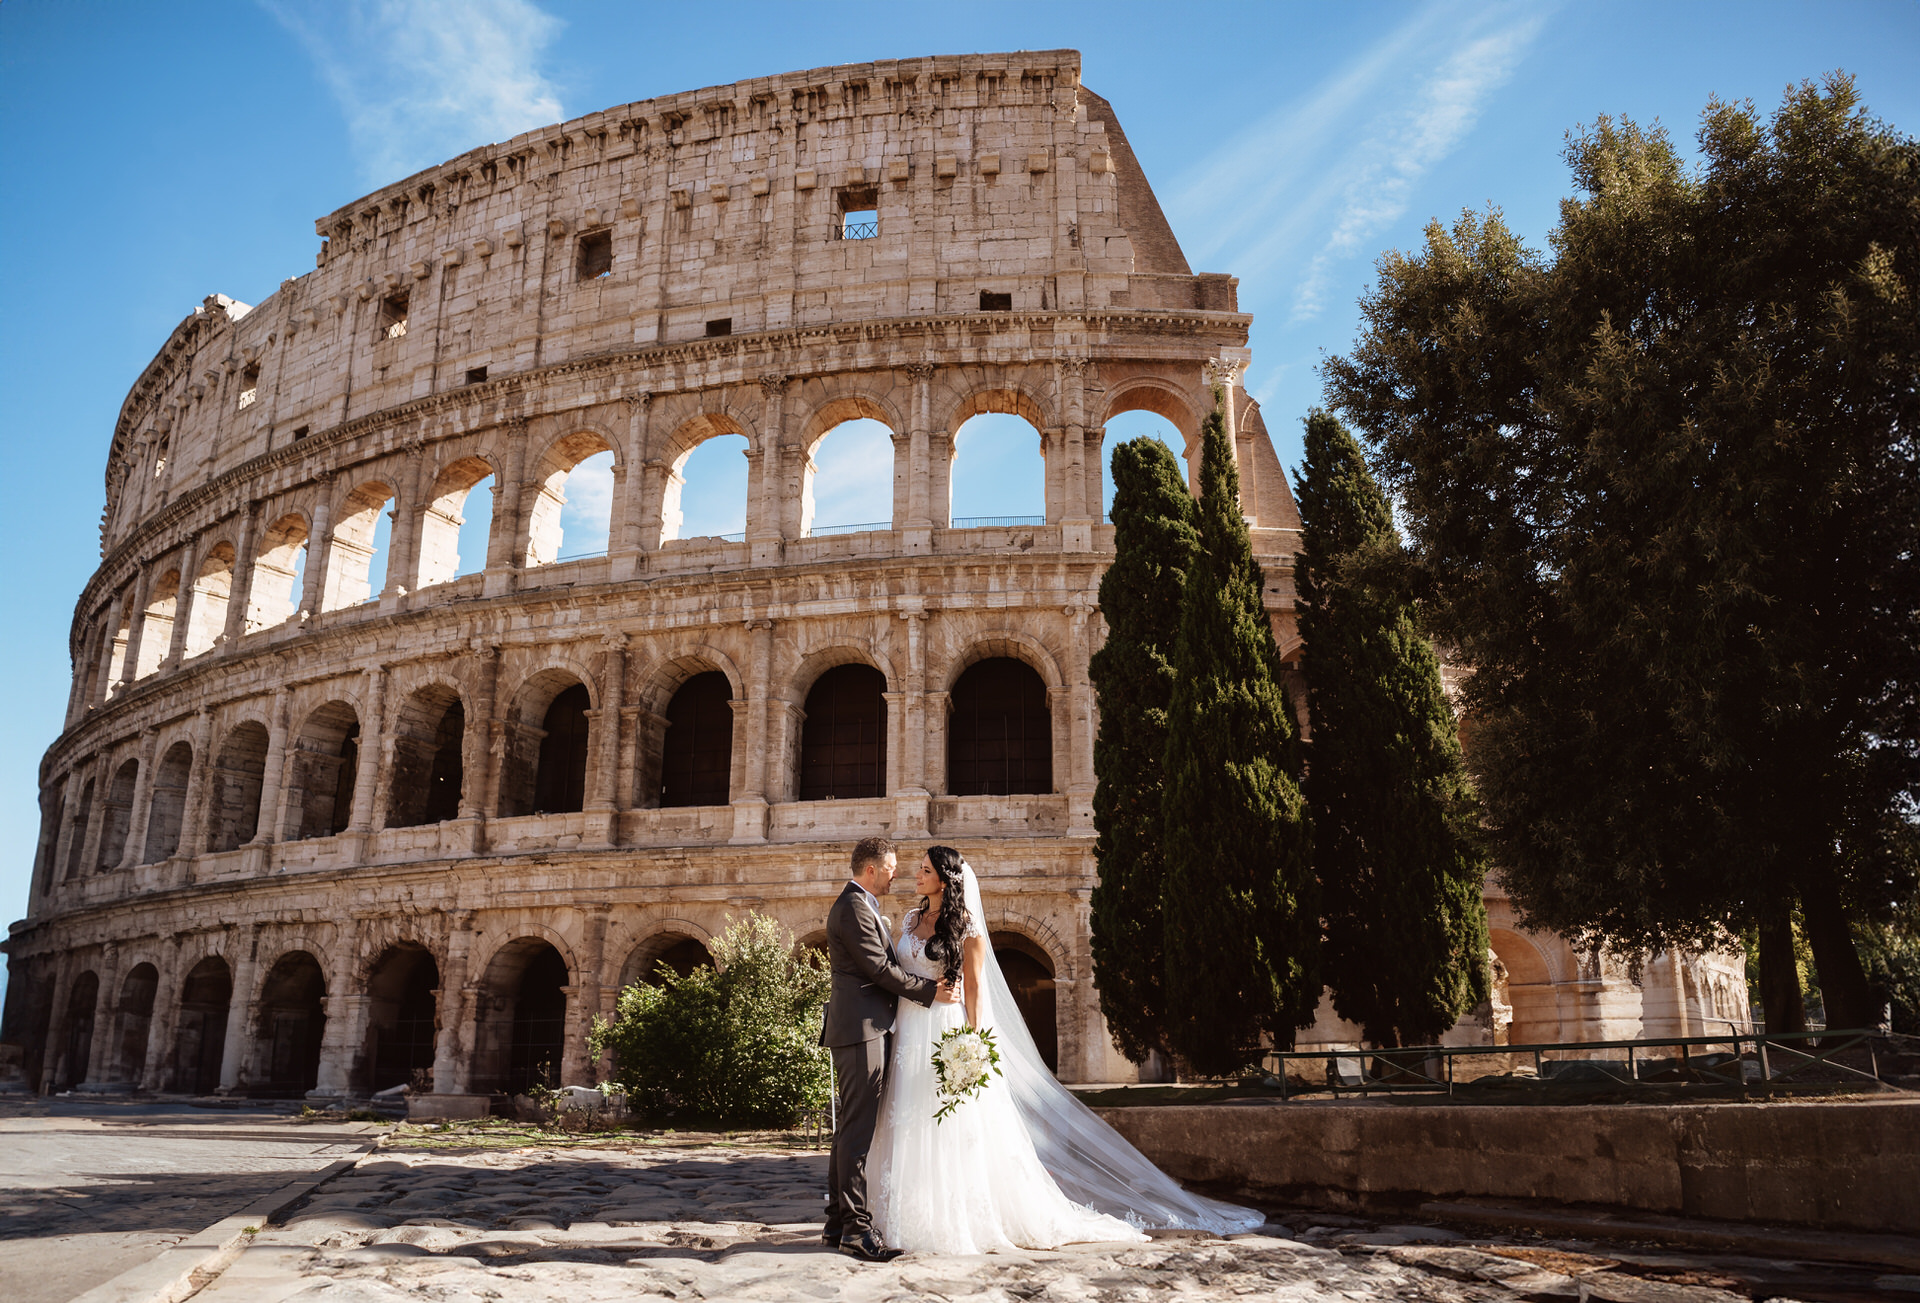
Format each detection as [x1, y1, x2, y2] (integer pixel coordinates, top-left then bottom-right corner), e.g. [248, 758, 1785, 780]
[838, 209, 878, 241]
[465, 366, 489, 385]
[378, 291, 410, 341]
[577, 229, 613, 280]
[291, 425, 310, 441]
[979, 291, 1013, 312]
[705, 318, 733, 338]
[237, 363, 260, 410]
[835, 184, 879, 241]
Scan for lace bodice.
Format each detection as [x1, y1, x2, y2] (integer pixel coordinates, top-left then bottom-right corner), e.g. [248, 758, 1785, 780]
[896, 910, 946, 980]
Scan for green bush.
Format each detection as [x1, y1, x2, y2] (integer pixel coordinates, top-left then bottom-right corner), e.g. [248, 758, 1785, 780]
[590, 914, 833, 1127]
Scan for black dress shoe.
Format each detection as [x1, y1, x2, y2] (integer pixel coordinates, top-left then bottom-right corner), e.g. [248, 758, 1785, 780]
[838, 1229, 903, 1262]
[821, 1226, 842, 1246]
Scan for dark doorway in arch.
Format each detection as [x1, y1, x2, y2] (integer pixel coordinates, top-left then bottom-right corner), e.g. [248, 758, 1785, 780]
[509, 947, 568, 1095]
[799, 664, 887, 801]
[365, 944, 439, 1093]
[289, 702, 360, 840]
[64, 778, 94, 880]
[112, 963, 159, 1085]
[948, 658, 1053, 796]
[534, 683, 590, 814]
[990, 933, 1058, 1074]
[619, 935, 714, 991]
[208, 721, 269, 852]
[61, 971, 99, 1088]
[98, 758, 139, 871]
[172, 956, 231, 1093]
[387, 688, 465, 828]
[254, 952, 326, 1097]
[142, 741, 194, 862]
[661, 671, 733, 806]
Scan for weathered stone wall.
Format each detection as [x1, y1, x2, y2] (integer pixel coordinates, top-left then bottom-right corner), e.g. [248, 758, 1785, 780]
[3, 50, 1738, 1102]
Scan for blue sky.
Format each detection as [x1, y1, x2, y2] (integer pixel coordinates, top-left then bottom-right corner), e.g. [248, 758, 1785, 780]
[2, 1, 1916, 963]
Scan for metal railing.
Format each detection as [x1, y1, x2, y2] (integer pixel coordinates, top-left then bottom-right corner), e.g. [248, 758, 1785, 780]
[836, 219, 877, 240]
[951, 515, 1046, 528]
[808, 521, 890, 536]
[1263, 1029, 1895, 1099]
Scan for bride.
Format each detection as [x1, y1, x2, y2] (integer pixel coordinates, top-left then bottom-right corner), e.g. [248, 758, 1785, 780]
[866, 844, 1264, 1255]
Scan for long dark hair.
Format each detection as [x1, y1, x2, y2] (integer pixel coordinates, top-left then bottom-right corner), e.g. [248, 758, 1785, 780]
[919, 844, 971, 983]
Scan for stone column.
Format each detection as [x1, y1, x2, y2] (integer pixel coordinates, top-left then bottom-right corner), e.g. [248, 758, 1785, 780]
[903, 365, 936, 545]
[120, 565, 154, 687]
[1203, 352, 1253, 522]
[462, 643, 502, 851]
[249, 688, 292, 848]
[925, 692, 952, 795]
[347, 665, 387, 833]
[610, 393, 651, 580]
[299, 473, 335, 618]
[76, 754, 112, 878]
[176, 708, 216, 862]
[568, 906, 611, 1085]
[81, 943, 122, 1087]
[221, 502, 261, 652]
[585, 634, 626, 846]
[49, 769, 83, 892]
[116, 728, 160, 871]
[730, 619, 775, 842]
[140, 941, 183, 1091]
[1083, 425, 1107, 521]
[382, 439, 428, 602]
[39, 957, 75, 1093]
[431, 915, 474, 1094]
[482, 418, 529, 597]
[163, 555, 196, 669]
[312, 992, 370, 1100]
[750, 376, 789, 566]
[1060, 358, 1092, 549]
[217, 934, 259, 1094]
[893, 610, 931, 836]
[92, 590, 126, 705]
[1065, 602, 1098, 832]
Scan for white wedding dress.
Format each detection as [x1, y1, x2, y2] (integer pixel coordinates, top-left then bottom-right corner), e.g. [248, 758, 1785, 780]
[866, 865, 1264, 1254]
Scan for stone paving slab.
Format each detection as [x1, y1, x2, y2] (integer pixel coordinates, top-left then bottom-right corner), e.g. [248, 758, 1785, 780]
[178, 1138, 1840, 1303]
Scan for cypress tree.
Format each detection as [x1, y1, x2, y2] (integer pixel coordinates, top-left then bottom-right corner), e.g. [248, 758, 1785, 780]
[1090, 437, 1200, 1064]
[1161, 399, 1317, 1076]
[1296, 410, 1489, 1048]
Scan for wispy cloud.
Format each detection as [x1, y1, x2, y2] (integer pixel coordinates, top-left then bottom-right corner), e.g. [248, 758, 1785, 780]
[265, 0, 566, 187]
[1170, 1, 1548, 329]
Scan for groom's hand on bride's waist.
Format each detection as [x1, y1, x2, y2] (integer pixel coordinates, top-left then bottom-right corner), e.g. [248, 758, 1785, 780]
[934, 980, 959, 1004]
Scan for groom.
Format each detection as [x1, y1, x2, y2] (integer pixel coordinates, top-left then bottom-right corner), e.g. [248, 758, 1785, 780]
[820, 836, 951, 1262]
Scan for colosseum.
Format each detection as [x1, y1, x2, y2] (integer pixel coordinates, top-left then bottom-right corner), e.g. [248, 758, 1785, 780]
[2, 50, 1747, 1105]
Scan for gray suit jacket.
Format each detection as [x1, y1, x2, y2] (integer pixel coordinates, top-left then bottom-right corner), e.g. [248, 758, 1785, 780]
[820, 881, 939, 1047]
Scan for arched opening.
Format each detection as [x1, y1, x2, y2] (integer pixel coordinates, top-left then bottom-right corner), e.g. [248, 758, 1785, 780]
[416, 457, 496, 589]
[524, 433, 617, 566]
[285, 702, 359, 841]
[207, 721, 269, 853]
[183, 543, 236, 658]
[112, 963, 159, 1085]
[948, 657, 1053, 796]
[254, 951, 326, 1097]
[103, 611, 131, 699]
[63, 777, 94, 881]
[799, 663, 888, 801]
[61, 971, 99, 1089]
[661, 671, 733, 806]
[97, 758, 139, 872]
[246, 513, 310, 632]
[498, 672, 590, 817]
[990, 933, 1058, 1074]
[473, 939, 570, 1096]
[663, 434, 749, 543]
[1102, 405, 1190, 515]
[806, 418, 895, 536]
[134, 570, 180, 679]
[322, 481, 396, 610]
[620, 933, 715, 990]
[363, 943, 439, 1093]
[950, 413, 1046, 526]
[386, 686, 465, 828]
[171, 956, 231, 1094]
[1490, 928, 1560, 1046]
[141, 741, 194, 863]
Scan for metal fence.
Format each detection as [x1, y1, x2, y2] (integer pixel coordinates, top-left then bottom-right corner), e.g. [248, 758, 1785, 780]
[950, 515, 1046, 529]
[1261, 1028, 1895, 1098]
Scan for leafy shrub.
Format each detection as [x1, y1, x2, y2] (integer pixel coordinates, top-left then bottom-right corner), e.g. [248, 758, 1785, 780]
[590, 914, 832, 1127]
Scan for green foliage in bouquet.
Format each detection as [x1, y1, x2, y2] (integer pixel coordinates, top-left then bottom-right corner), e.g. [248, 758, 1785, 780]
[931, 1025, 1002, 1123]
[590, 913, 832, 1127]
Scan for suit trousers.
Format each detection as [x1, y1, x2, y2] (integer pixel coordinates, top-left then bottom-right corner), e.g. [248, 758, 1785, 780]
[824, 1034, 888, 1239]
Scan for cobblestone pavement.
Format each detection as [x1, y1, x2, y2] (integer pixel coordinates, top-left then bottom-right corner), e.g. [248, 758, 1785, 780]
[181, 1137, 1858, 1303]
[0, 1097, 375, 1303]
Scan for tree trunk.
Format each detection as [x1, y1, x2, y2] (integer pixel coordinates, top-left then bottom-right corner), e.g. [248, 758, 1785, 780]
[1756, 900, 1807, 1034]
[1799, 882, 1875, 1031]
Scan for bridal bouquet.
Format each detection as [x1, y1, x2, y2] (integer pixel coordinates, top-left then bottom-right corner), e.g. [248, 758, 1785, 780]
[931, 1025, 1002, 1123]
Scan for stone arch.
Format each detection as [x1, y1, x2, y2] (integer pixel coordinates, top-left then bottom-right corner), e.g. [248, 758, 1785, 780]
[1101, 377, 1202, 443]
[947, 657, 1054, 797]
[97, 756, 140, 871]
[794, 390, 904, 537]
[471, 933, 576, 1095]
[385, 682, 466, 828]
[1489, 927, 1561, 1046]
[207, 719, 270, 853]
[938, 382, 1052, 437]
[523, 428, 620, 567]
[786, 640, 899, 701]
[63, 773, 95, 881]
[246, 511, 310, 632]
[109, 961, 161, 1084]
[59, 969, 101, 1089]
[937, 632, 1067, 695]
[618, 924, 717, 990]
[134, 568, 181, 679]
[633, 647, 744, 808]
[659, 411, 753, 545]
[141, 740, 194, 863]
[285, 700, 359, 841]
[170, 953, 232, 1093]
[498, 665, 595, 817]
[795, 655, 891, 803]
[361, 941, 440, 1092]
[251, 949, 327, 1096]
[183, 540, 237, 658]
[635, 645, 746, 716]
[978, 913, 1070, 1074]
[416, 453, 501, 589]
[322, 479, 396, 611]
